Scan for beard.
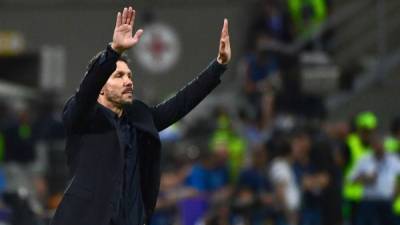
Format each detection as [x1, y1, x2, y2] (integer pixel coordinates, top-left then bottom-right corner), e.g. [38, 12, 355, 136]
[105, 91, 133, 106]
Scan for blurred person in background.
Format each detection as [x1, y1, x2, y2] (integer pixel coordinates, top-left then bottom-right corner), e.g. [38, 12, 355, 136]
[51, 6, 231, 225]
[290, 128, 329, 225]
[270, 135, 300, 225]
[210, 107, 246, 183]
[385, 116, 400, 218]
[233, 147, 274, 225]
[316, 121, 349, 225]
[2, 101, 36, 165]
[349, 135, 400, 225]
[240, 35, 280, 119]
[237, 91, 275, 151]
[247, 0, 293, 50]
[385, 116, 400, 154]
[32, 92, 66, 218]
[241, 0, 292, 121]
[183, 150, 232, 225]
[287, 0, 328, 41]
[1, 100, 44, 224]
[204, 203, 233, 225]
[151, 165, 197, 225]
[342, 111, 377, 224]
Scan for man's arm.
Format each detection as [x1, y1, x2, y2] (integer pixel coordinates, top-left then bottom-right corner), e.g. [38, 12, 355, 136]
[152, 19, 231, 131]
[63, 46, 120, 130]
[63, 7, 143, 130]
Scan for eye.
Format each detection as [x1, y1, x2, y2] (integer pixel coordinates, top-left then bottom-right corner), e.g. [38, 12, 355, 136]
[115, 72, 123, 78]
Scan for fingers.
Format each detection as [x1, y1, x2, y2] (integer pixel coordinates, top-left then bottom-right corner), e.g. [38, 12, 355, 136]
[218, 18, 231, 64]
[126, 7, 132, 25]
[127, 7, 134, 25]
[221, 18, 229, 39]
[132, 29, 144, 44]
[116, 7, 135, 28]
[122, 7, 130, 24]
[130, 9, 136, 28]
[224, 18, 229, 36]
[115, 12, 122, 28]
[220, 18, 230, 49]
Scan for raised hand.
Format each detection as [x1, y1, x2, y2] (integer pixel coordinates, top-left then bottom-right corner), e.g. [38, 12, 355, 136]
[217, 19, 231, 65]
[111, 7, 143, 54]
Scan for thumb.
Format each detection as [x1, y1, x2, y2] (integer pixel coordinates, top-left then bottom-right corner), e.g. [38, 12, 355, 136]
[133, 29, 144, 43]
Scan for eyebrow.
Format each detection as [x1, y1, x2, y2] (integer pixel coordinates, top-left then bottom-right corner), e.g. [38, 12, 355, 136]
[114, 70, 132, 76]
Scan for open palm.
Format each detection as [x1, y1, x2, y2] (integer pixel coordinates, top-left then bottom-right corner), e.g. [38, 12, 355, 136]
[217, 19, 231, 65]
[111, 7, 143, 53]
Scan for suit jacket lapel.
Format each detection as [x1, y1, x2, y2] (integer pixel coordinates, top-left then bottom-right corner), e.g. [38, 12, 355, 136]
[124, 100, 159, 140]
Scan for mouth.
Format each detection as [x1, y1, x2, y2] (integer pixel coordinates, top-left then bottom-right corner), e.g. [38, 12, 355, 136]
[122, 89, 133, 94]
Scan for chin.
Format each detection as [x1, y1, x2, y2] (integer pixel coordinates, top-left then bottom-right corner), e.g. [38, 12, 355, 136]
[121, 98, 133, 105]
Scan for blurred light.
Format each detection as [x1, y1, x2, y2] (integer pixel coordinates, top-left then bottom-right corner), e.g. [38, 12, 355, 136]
[0, 32, 26, 55]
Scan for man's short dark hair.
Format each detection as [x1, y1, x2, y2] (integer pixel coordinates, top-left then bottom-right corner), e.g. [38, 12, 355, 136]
[86, 50, 131, 71]
[117, 53, 131, 65]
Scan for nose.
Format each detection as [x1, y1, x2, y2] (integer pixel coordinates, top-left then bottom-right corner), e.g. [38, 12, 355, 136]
[124, 77, 133, 87]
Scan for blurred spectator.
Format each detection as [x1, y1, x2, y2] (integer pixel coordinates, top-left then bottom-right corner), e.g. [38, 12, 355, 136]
[2, 101, 36, 164]
[385, 116, 400, 154]
[32, 93, 66, 214]
[183, 150, 232, 225]
[270, 136, 300, 225]
[317, 122, 348, 225]
[237, 91, 275, 151]
[210, 109, 246, 183]
[287, 0, 328, 39]
[233, 148, 274, 225]
[152, 166, 196, 225]
[349, 135, 399, 225]
[342, 111, 377, 224]
[386, 116, 400, 219]
[290, 128, 329, 225]
[204, 203, 233, 225]
[247, 0, 293, 50]
[242, 44, 279, 107]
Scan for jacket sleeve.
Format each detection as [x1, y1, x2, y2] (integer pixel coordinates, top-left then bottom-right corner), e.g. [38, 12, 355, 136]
[151, 59, 227, 131]
[63, 44, 120, 131]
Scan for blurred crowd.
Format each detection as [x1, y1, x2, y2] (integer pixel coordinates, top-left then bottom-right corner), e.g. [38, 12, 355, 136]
[0, 1, 398, 225]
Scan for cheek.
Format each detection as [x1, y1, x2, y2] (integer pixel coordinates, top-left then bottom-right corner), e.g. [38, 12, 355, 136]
[105, 82, 121, 93]
[103, 85, 120, 98]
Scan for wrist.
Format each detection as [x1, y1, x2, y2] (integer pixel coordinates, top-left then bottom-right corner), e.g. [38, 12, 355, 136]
[217, 56, 227, 65]
[110, 42, 124, 54]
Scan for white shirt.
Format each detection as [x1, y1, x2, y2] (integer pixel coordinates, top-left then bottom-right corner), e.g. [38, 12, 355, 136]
[350, 153, 400, 200]
[270, 158, 300, 210]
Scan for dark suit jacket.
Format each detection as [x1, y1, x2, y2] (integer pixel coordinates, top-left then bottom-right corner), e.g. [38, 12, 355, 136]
[50, 45, 227, 225]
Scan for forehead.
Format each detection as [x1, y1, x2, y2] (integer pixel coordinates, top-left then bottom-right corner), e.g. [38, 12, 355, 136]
[115, 60, 131, 73]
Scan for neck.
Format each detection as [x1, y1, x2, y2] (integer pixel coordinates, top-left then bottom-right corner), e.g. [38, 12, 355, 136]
[98, 98, 123, 117]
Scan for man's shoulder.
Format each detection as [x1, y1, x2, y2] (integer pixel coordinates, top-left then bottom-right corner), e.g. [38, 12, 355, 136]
[124, 100, 155, 121]
[132, 99, 149, 107]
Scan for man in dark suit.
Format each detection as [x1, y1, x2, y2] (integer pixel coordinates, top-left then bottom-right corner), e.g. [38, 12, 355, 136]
[50, 6, 231, 225]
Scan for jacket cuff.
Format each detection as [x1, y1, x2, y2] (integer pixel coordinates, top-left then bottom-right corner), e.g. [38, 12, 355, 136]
[106, 43, 121, 58]
[96, 43, 120, 66]
[210, 58, 228, 77]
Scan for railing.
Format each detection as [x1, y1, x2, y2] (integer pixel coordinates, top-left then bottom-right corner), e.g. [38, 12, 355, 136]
[326, 0, 400, 111]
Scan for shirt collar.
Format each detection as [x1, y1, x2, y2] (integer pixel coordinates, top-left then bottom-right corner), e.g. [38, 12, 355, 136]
[98, 103, 127, 123]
